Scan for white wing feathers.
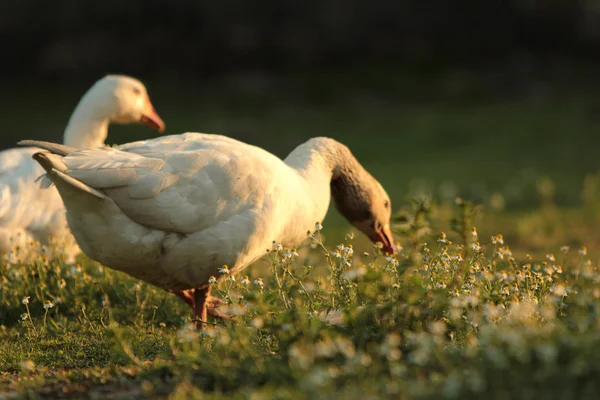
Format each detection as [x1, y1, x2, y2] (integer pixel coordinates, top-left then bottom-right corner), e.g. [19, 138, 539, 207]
[64, 149, 165, 190]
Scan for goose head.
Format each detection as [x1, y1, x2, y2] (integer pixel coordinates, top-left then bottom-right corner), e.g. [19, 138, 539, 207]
[63, 75, 166, 149]
[331, 170, 395, 254]
[97, 75, 165, 132]
[305, 139, 394, 255]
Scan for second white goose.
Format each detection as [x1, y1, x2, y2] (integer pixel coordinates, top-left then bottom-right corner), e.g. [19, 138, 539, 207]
[0, 75, 165, 262]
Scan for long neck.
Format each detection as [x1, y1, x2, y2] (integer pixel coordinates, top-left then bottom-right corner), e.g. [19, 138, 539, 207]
[284, 137, 361, 184]
[279, 137, 359, 245]
[62, 94, 111, 148]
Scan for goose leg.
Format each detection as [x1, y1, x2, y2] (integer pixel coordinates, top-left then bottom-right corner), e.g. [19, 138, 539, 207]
[193, 287, 210, 329]
[172, 287, 230, 329]
[171, 289, 195, 308]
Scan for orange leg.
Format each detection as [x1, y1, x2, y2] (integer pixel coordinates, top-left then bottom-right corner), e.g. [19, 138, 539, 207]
[171, 289, 195, 308]
[171, 286, 230, 329]
[193, 287, 210, 329]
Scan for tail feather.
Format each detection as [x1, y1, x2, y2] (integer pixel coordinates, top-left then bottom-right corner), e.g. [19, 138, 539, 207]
[18, 140, 77, 156]
[32, 152, 107, 201]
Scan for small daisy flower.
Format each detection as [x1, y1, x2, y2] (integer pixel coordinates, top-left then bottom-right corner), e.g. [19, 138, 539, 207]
[385, 256, 399, 267]
[208, 276, 217, 284]
[283, 248, 299, 258]
[22, 296, 30, 305]
[218, 265, 230, 275]
[21, 313, 28, 321]
[579, 247, 588, 256]
[491, 235, 504, 245]
[254, 278, 264, 288]
[228, 275, 236, 282]
[44, 302, 54, 310]
[560, 245, 570, 253]
[438, 232, 448, 244]
[546, 254, 555, 262]
[469, 242, 481, 252]
[314, 222, 323, 231]
[553, 265, 563, 274]
[241, 276, 250, 285]
[471, 227, 478, 240]
[272, 241, 283, 252]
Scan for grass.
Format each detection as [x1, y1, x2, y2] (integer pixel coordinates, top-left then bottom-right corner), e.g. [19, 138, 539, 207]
[3, 192, 600, 399]
[3, 76, 600, 398]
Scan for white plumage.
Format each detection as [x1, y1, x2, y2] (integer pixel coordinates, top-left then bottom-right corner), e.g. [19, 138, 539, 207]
[0, 75, 165, 262]
[26, 132, 394, 327]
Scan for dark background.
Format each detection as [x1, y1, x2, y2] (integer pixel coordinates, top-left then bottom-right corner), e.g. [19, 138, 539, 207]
[2, 0, 600, 220]
[3, 0, 600, 79]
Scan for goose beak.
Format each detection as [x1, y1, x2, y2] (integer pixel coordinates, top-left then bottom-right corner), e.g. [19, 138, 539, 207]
[375, 224, 395, 255]
[140, 97, 166, 133]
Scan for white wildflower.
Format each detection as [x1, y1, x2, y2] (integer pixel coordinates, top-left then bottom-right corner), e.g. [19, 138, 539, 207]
[469, 242, 481, 252]
[208, 276, 217, 284]
[546, 254, 555, 262]
[254, 278, 264, 288]
[22, 296, 30, 305]
[579, 247, 587, 256]
[21, 313, 29, 321]
[560, 245, 570, 253]
[228, 275, 236, 282]
[283, 249, 298, 258]
[551, 284, 567, 297]
[314, 222, 323, 231]
[218, 265, 230, 274]
[343, 245, 354, 256]
[241, 276, 250, 285]
[272, 241, 283, 252]
[385, 257, 399, 267]
[471, 227, 478, 240]
[438, 232, 448, 244]
[553, 265, 563, 274]
[43, 302, 54, 310]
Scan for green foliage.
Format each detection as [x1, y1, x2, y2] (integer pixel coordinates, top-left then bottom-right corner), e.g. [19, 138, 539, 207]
[3, 200, 600, 399]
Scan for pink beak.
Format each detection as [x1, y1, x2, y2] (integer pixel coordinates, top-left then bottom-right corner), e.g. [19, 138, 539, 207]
[140, 97, 166, 133]
[374, 224, 395, 255]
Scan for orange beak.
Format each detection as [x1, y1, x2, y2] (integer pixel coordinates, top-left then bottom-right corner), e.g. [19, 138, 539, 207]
[140, 97, 166, 133]
[374, 224, 395, 255]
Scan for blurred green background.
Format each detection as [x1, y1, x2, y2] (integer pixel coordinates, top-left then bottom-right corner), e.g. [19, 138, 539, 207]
[3, 1, 600, 235]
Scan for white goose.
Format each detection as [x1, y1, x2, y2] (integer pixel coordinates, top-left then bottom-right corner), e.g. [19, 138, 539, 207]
[0, 75, 165, 262]
[22, 133, 394, 327]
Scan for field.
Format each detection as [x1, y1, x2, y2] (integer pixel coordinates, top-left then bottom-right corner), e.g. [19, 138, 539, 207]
[2, 76, 600, 398]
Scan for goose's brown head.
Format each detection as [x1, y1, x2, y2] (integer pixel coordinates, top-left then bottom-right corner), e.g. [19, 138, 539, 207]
[330, 150, 395, 254]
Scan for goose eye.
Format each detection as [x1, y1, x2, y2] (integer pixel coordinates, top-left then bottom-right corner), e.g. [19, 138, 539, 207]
[384, 200, 389, 209]
[132, 87, 142, 96]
